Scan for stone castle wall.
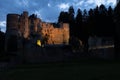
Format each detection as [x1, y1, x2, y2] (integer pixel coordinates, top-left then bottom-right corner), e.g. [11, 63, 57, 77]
[19, 11, 29, 38]
[6, 11, 69, 45]
[7, 14, 19, 30]
[39, 22, 69, 44]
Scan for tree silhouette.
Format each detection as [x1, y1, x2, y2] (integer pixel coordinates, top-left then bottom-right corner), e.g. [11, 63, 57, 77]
[114, 1, 120, 59]
[75, 8, 83, 38]
[57, 4, 115, 54]
[58, 11, 69, 23]
[82, 9, 89, 53]
[107, 6, 114, 36]
[68, 6, 75, 36]
[88, 8, 95, 35]
[83, 9, 88, 22]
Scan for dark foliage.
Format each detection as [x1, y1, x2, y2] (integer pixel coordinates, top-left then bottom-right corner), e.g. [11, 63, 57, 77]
[114, 1, 120, 59]
[58, 4, 115, 37]
[0, 31, 5, 53]
[58, 3, 120, 58]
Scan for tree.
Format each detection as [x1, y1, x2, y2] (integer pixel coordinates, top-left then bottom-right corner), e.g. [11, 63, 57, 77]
[93, 6, 99, 35]
[108, 6, 113, 17]
[68, 6, 75, 36]
[107, 6, 114, 36]
[88, 8, 95, 35]
[94, 6, 99, 16]
[76, 8, 82, 24]
[75, 8, 83, 38]
[58, 11, 69, 23]
[68, 6, 75, 21]
[81, 9, 89, 53]
[114, 1, 120, 59]
[83, 9, 88, 22]
[99, 4, 107, 16]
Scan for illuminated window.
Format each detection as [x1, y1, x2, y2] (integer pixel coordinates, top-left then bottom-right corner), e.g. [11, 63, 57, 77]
[37, 40, 41, 46]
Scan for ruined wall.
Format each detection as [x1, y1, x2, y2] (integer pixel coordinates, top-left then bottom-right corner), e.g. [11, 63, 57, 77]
[6, 11, 70, 45]
[19, 11, 29, 38]
[50, 28, 63, 44]
[62, 23, 69, 44]
[34, 18, 41, 32]
[23, 11, 29, 38]
[7, 11, 29, 38]
[40, 22, 69, 45]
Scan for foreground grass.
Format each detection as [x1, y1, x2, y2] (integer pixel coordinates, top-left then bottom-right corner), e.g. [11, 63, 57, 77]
[0, 61, 120, 80]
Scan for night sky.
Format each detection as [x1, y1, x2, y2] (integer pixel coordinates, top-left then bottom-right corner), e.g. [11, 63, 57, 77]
[0, 0, 116, 32]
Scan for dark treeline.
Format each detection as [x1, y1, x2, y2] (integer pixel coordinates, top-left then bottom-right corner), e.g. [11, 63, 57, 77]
[58, 4, 115, 53]
[58, 2, 120, 58]
[58, 4, 115, 38]
[114, 1, 120, 59]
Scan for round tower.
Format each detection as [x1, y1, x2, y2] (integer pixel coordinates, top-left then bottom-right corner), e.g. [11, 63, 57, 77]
[7, 14, 19, 30]
[5, 14, 22, 53]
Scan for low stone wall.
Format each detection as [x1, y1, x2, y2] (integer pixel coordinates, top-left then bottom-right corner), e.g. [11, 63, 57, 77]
[23, 45, 73, 63]
[3, 44, 114, 64]
[89, 48, 114, 59]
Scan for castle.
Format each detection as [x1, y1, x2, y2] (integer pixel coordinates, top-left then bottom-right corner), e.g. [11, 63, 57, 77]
[5, 11, 69, 51]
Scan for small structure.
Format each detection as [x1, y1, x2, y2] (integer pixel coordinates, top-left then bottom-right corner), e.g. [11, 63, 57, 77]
[88, 36, 114, 50]
[88, 36, 114, 59]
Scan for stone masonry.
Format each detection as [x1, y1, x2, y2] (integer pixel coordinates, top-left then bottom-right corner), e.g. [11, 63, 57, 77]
[6, 11, 69, 45]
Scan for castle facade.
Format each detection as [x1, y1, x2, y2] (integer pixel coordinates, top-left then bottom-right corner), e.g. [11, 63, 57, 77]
[6, 11, 69, 46]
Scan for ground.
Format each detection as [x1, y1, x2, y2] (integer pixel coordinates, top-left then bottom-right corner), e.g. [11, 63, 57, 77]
[0, 60, 120, 80]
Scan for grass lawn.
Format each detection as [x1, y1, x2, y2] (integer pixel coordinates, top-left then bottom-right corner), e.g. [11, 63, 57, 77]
[0, 61, 120, 80]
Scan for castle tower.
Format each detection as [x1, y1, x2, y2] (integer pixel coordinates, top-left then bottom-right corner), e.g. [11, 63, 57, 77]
[33, 18, 40, 33]
[19, 11, 29, 38]
[23, 11, 29, 38]
[29, 14, 41, 34]
[7, 14, 19, 30]
[5, 14, 22, 52]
